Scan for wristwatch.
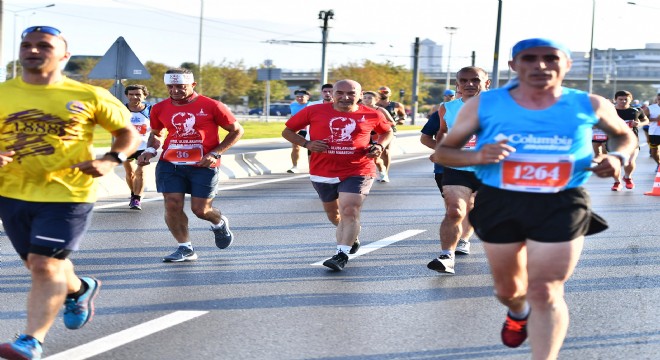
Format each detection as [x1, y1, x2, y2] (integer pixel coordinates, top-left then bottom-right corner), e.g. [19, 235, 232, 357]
[104, 151, 127, 164]
[209, 151, 221, 159]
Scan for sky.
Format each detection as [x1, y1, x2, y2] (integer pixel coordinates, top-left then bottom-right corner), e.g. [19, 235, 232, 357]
[2, 0, 659, 78]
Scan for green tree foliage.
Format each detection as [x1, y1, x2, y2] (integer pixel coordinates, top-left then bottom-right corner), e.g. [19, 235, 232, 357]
[125, 61, 170, 100]
[329, 60, 428, 105]
[245, 67, 290, 107]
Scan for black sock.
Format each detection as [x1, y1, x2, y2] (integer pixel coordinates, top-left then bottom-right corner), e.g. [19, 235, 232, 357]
[21, 334, 42, 346]
[67, 279, 88, 300]
[131, 192, 135, 197]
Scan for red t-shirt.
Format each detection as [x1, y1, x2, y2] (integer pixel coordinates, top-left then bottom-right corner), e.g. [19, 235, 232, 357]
[285, 103, 391, 179]
[150, 96, 236, 166]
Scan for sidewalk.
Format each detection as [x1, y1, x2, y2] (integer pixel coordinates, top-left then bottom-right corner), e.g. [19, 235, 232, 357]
[95, 130, 432, 198]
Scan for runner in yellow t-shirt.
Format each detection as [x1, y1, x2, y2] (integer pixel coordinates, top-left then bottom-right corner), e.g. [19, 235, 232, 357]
[0, 26, 139, 360]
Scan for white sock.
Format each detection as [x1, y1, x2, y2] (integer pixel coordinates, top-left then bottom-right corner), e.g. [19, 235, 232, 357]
[440, 249, 454, 257]
[336, 245, 351, 254]
[211, 219, 225, 229]
[179, 242, 193, 249]
[509, 302, 530, 320]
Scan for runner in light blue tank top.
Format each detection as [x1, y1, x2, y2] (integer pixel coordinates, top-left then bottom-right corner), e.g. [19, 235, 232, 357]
[429, 38, 637, 358]
[444, 98, 475, 172]
[475, 87, 598, 192]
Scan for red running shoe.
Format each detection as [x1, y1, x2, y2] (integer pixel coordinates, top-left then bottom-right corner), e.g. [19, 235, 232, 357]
[501, 313, 528, 348]
[623, 177, 634, 189]
[611, 181, 622, 191]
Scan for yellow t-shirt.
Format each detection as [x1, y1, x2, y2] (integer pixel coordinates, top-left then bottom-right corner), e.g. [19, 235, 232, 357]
[0, 77, 131, 203]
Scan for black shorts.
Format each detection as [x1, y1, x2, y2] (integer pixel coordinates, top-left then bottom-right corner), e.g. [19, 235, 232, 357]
[441, 167, 481, 192]
[649, 135, 660, 148]
[127, 149, 145, 161]
[469, 185, 608, 244]
[434, 173, 444, 195]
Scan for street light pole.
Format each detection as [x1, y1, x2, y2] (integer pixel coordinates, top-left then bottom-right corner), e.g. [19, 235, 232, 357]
[197, 0, 204, 94]
[491, 0, 503, 89]
[444, 26, 458, 90]
[587, 0, 596, 93]
[318, 10, 334, 85]
[11, 4, 55, 79]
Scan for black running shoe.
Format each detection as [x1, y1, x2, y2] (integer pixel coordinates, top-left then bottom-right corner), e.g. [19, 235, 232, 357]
[349, 238, 360, 254]
[323, 252, 349, 271]
[427, 254, 455, 274]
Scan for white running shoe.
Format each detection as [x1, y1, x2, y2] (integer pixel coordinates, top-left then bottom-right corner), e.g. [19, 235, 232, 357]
[455, 239, 471, 255]
[287, 166, 298, 174]
[381, 173, 390, 183]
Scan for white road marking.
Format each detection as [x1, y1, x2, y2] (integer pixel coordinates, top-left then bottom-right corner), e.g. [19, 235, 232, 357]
[43, 311, 208, 360]
[93, 155, 431, 210]
[311, 229, 427, 266]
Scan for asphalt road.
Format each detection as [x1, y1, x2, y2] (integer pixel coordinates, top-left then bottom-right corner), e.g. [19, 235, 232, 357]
[1, 148, 659, 359]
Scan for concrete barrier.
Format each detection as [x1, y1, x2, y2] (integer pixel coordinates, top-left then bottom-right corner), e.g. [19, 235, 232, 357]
[95, 130, 430, 198]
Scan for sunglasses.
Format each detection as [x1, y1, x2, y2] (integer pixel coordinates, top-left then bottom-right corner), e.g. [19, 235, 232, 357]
[21, 26, 61, 39]
[379, 91, 390, 94]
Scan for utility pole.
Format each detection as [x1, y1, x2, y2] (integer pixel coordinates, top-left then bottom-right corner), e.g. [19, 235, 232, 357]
[491, 0, 502, 88]
[411, 37, 420, 125]
[319, 10, 333, 85]
[587, 0, 596, 93]
[266, 10, 374, 85]
[197, 0, 204, 94]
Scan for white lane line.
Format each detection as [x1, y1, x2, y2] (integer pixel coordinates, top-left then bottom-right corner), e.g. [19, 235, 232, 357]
[43, 311, 208, 360]
[311, 229, 426, 266]
[93, 154, 430, 210]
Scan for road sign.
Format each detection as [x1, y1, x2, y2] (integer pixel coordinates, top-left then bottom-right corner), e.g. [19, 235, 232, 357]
[88, 37, 151, 80]
[257, 68, 282, 81]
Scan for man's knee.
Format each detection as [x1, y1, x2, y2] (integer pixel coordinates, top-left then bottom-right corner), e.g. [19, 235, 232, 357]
[526, 280, 564, 306]
[26, 254, 63, 277]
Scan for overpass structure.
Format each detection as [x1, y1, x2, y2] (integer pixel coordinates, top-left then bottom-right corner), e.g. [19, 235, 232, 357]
[281, 70, 660, 88]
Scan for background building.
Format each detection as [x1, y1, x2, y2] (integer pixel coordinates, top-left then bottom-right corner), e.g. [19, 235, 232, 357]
[413, 38, 443, 74]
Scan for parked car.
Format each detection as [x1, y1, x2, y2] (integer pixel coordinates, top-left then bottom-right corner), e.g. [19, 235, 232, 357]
[248, 103, 291, 116]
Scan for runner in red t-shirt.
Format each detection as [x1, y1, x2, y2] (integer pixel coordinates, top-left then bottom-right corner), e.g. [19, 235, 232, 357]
[138, 68, 244, 263]
[283, 79, 393, 271]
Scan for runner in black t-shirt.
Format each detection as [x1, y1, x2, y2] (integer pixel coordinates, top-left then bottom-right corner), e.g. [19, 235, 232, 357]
[611, 90, 649, 191]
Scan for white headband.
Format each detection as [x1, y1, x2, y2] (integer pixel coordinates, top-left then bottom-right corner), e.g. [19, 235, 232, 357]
[164, 73, 195, 85]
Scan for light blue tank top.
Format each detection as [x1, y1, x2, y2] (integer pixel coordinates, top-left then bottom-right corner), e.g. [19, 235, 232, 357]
[444, 98, 475, 172]
[475, 87, 598, 192]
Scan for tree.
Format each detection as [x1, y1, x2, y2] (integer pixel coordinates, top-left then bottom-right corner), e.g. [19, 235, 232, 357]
[125, 61, 171, 100]
[245, 67, 290, 107]
[329, 60, 428, 105]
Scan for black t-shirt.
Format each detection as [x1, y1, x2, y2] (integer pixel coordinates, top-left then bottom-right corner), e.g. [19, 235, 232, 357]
[616, 107, 645, 137]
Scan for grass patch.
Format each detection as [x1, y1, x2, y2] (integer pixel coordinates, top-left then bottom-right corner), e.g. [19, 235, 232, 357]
[93, 121, 422, 147]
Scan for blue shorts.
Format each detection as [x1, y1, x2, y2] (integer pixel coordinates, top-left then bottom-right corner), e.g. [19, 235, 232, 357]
[156, 161, 219, 198]
[0, 196, 94, 260]
[312, 176, 375, 202]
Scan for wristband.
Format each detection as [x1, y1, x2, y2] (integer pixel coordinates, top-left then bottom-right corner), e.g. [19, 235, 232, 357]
[374, 143, 384, 150]
[145, 147, 157, 155]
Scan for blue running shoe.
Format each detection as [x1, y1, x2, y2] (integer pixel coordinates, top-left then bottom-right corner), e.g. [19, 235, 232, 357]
[63, 277, 101, 330]
[0, 334, 43, 360]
